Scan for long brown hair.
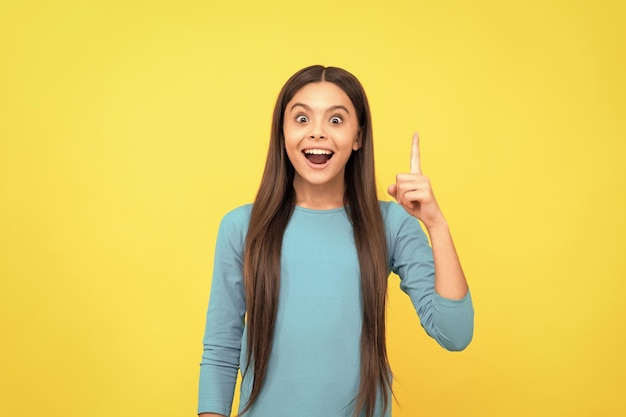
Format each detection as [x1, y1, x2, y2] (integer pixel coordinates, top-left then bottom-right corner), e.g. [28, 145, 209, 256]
[242, 65, 391, 417]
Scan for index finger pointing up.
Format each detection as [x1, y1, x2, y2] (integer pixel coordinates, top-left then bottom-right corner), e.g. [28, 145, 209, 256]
[410, 132, 422, 174]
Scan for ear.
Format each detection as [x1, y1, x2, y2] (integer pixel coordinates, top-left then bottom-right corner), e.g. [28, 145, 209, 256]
[352, 130, 362, 151]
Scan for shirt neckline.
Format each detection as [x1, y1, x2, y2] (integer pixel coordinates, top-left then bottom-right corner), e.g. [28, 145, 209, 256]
[294, 205, 346, 214]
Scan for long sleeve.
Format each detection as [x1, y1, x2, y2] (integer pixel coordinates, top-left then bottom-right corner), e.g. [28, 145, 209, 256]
[384, 202, 474, 351]
[198, 206, 251, 415]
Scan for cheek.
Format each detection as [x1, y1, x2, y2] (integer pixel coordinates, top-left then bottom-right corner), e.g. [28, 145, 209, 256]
[283, 122, 305, 146]
[282, 134, 300, 160]
[282, 123, 297, 143]
[284, 147, 301, 169]
[283, 129, 295, 149]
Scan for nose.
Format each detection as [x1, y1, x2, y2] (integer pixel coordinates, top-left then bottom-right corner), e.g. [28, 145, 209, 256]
[309, 121, 326, 140]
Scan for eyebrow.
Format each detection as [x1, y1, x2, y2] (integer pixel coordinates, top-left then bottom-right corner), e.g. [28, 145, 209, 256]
[289, 102, 351, 114]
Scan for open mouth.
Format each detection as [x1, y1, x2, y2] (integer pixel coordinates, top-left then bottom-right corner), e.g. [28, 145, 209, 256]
[303, 149, 334, 165]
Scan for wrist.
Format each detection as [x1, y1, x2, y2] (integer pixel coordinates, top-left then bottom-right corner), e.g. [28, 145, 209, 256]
[423, 214, 448, 232]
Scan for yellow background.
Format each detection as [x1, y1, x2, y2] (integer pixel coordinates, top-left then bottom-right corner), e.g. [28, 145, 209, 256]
[1, 1, 624, 416]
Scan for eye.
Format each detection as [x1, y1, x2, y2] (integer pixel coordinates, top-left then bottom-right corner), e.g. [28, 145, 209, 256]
[330, 116, 343, 124]
[296, 115, 308, 123]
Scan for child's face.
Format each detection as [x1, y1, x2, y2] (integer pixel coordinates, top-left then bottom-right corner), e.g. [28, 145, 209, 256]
[283, 82, 360, 195]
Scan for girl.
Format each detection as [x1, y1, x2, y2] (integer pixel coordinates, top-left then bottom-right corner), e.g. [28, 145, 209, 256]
[198, 65, 473, 417]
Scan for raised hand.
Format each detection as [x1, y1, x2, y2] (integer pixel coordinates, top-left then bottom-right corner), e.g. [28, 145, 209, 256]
[387, 132, 446, 229]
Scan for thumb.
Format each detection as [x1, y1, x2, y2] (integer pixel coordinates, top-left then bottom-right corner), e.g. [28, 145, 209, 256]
[387, 184, 398, 200]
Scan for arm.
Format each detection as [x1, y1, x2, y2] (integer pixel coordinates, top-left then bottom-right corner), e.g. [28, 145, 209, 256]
[198, 207, 249, 416]
[388, 132, 469, 300]
[426, 220, 468, 300]
[386, 202, 473, 351]
[388, 133, 473, 350]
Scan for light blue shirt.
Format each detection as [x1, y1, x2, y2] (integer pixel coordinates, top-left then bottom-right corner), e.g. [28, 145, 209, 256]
[198, 201, 474, 416]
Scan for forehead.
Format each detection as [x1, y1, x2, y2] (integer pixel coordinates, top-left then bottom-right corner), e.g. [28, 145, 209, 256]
[287, 82, 354, 111]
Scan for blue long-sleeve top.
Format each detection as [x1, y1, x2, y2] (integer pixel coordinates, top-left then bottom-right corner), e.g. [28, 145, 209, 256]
[198, 201, 474, 416]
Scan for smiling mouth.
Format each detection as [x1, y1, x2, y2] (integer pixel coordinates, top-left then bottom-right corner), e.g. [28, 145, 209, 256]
[303, 149, 334, 164]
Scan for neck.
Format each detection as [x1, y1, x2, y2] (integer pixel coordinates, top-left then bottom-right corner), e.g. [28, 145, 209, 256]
[293, 177, 345, 210]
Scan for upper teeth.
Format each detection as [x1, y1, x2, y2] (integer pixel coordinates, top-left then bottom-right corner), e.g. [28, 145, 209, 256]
[304, 149, 333, 155]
